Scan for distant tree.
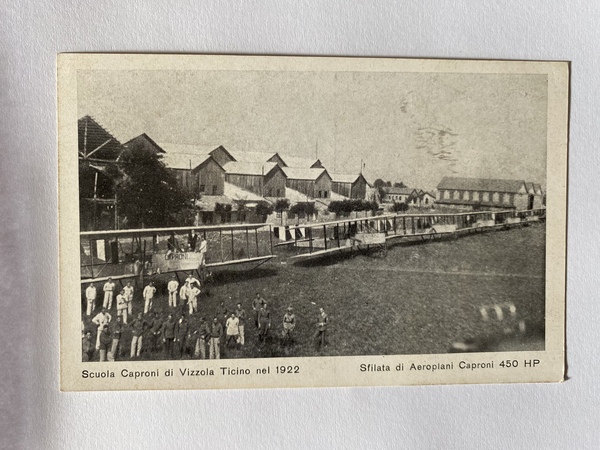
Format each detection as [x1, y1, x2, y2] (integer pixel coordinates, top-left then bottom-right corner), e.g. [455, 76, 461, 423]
[255, 202, 274, 219]
[373, 179, 386, 188]
[385, 181, 392, 187]
[391, 202, 409, 213]
[115, 146, 191, 228]
[393, 181, 406, 188]
[328, 199, 379, 216]
[274, 198, 290, 213]
[289, 202, 316, 217]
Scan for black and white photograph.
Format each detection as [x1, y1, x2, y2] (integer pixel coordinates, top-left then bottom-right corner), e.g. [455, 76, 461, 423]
[58, 54, 568, 390]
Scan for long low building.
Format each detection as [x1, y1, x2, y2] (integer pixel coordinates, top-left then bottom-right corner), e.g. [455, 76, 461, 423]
[436, 176, 544, 211]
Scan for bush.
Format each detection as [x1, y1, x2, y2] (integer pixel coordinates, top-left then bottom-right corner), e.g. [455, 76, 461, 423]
[289, 202, 316, 217]
[328, 199, 379, 215]
[255, 202, 274, 217]
[391, 202, 409, 213]
[274, 198, 290, 212]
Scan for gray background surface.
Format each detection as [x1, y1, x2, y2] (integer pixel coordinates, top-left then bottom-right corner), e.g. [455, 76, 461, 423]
[0, 1, 595, 448]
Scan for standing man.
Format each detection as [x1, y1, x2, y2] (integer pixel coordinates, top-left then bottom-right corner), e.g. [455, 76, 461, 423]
[108, 315, 124, 361]
[82, 331, 95, 362]
[314, 307, 329, 349]
[102, 277, 116, 310]
[149, 312, 163, 354]
[98, 325, 112, 362]
[258, 302, 271, 343]
[161, 314, 177, 359]
[235, 303, 246, 346]
[116, 289, 128, 324]
[252, 293, 266, 328]
[188, 283, 201, 315]
[179, 281, 189, 315]
[174, 314, 188, 359]
[193, 317, 210, 359]
[167, 276, 179, 308]
[85, 283, 97, 316]
[129, 312, 146, 359]
[225, 312, 240, 348]
[198, 236, 208, 267]
[123, 281, 134, 317]
[209, 317, 223, 359]
[91, 308, 112, 350]
[282, 307, 296, 344]
[143, 281, 156, 314]
[185, 273, 200, 288]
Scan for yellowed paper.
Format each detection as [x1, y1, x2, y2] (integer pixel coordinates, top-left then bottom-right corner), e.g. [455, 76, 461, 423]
[58, 54, 568, 391]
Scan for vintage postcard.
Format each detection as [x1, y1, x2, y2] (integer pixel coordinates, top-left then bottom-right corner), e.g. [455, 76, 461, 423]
[58, 54, 568, 391]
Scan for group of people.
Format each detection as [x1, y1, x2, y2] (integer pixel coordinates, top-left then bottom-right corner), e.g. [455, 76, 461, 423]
[82, 272, 330, 362]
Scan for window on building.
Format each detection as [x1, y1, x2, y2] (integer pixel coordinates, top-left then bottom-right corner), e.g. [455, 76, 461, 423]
[425, 198, 429, 204]
[276, 188, 281, 197]
[199, 184, 206, 193]
[318, 190, 322, 198]
[212, 185, 218, 195]
[324, 191, 328, 198]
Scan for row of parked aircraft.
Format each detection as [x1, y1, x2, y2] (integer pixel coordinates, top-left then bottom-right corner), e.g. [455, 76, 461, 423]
[80, 208, 545, 285]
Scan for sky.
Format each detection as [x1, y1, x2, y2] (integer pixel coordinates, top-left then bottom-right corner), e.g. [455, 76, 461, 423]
[78, 68, 547, 191]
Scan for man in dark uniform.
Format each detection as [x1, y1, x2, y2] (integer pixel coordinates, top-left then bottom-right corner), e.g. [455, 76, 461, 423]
[314, 307, 329, 349]
[252, 293, 266, 328]
[161, 314, 177, 359]
[209, 317, 223, 359]
[282, 307, 296, 345]
[258, 302, 271, 343]
[193, 317, 211, 359]
[174, 314, 189, 359]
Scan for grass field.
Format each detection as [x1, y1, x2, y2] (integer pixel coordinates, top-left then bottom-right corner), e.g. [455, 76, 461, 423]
[82, 223, 545, 360]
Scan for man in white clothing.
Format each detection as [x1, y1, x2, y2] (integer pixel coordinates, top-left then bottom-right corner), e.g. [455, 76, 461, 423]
[116, 289, 128, 324]
[102, 278, 116, 309]
[179, 281, 189, 313]
[85, 283, 97, 316]
[123, 282, 134, 316]
[225, 312, 240, 348]
[143, 282, 156, 314]
[167, 276, 179, 308]
[185, 273, 200, 288]
[198, 237, 208, 266]
[188, 284, 201, 315]
[92, 308, 112, 349]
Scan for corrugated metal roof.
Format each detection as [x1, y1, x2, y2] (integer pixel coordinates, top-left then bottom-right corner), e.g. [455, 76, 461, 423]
[158, 143, 221, 155]
[224, 161, 278, 176]
[195, 195, 235, 211]
[282, 167, 327, 181]
[223, 182, 268, 202]
[78, 116, 123, 161]
[330, 173, 361, 184]
[280, 155, 321, 168]
[124, 134, 166, 153]
[385, 187, 415, 195]
[437, 177, 527, 193]
[436, 198, 517, 208]
[228, 150, 279, 163]
[161, 152, 211, 170]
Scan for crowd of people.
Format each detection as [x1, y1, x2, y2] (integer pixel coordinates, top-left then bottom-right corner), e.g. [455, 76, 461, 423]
[81, 271, 329, 362]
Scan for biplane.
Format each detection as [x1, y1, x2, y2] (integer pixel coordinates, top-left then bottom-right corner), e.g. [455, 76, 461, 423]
[80, 223, 275, 284]
[273, 208, 545, 262]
